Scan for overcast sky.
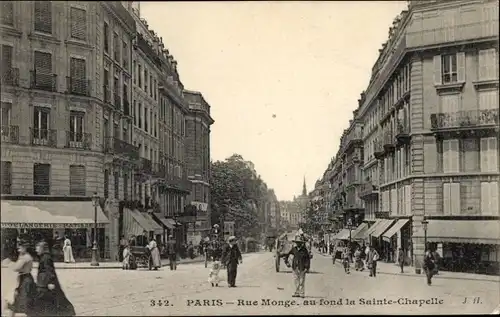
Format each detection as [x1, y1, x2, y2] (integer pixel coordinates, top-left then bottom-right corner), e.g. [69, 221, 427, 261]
[140, 1, 408, 201]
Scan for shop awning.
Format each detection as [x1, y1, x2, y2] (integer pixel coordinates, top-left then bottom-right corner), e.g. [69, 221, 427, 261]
[364, 219, 386, 237]
[382, 219, 410, 242]
[371, 219, 395, 238]
[123, 209, 162, 239]
[152, 214, 179, 230]
[141, 212, 163, 235]
[0, 200, 109, 229]
[413, 220, 500, 245]
[333, 229, 351, 240]
[351, 223, 369, 241]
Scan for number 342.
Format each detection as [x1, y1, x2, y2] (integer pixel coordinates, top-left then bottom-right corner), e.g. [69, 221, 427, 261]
[150, 299, 172, 307]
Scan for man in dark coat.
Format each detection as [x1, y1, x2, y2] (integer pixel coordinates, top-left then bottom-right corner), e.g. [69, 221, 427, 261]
[287, 234, 311, 298]
[33, 241, 75, 316]
[166, 235, 177, 270]
[222, 236, 242, 287]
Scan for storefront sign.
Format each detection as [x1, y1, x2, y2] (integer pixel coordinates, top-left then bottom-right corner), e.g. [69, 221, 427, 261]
[1, 223, 107, 229]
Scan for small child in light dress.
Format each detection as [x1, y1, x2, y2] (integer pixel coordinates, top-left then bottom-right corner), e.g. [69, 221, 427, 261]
[122, 245, 131, 270]
[208, 261, 221, 287]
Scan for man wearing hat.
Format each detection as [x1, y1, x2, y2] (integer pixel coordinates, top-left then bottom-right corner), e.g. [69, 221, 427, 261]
[222, 236, 242, 287]
[166, 234, 178, 271]
[288, 234, 311, 298]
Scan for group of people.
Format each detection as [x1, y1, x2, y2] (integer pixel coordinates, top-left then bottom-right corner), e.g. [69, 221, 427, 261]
[207, 235, 243, 288]
[121, 231, 174, 271]
[5, 236, 75, 317]
[332, 244, 380, 277]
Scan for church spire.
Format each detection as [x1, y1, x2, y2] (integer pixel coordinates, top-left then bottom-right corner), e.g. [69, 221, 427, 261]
[302, 176, 307, 196]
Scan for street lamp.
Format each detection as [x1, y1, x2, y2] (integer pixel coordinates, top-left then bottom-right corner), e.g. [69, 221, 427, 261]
[422, 219, 429, 252]
[90, 192, 100, 267]
[347, 218, 353, 246]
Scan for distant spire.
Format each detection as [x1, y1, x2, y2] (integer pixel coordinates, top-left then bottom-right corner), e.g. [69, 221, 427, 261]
[302, 176, 307, 196]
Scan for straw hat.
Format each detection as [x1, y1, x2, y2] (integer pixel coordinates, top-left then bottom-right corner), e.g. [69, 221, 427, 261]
[292, 234, 306, 243]
[228, 236, 237, 242]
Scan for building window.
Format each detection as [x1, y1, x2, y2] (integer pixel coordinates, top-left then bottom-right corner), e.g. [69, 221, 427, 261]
[114, 171, 119, 199]
[443, 182, 460, 215]
[70, 7, 86, 40]
[69, 57, 86, 94]
[104, 22, 109, 53]
[69, 111, 84, 142]
[478, 90, 498, 111]
[33, 163, 50, 195]
[1, 45, 13, 71]
[104, 169, 109, 199]
[33, 106, 50, 142]
[122, 41, 128, 70]
[138, 102, 142, 129]
[442, 140, 459, 173]
[481, 181, 499, 216]
[34, 1, 52, 34]
[138, 64, 142, 88]
[122, 124, 128, 142]
[145, 107, 149, 132]
[34, 51, 53, 89]
[478, 49, 498, 81]
[480, 137, 498, 172]
[0, 1, 14, 26]
[69, 165, 86, 196]
[461, 138, 479, 172]
[149, 75, 153, 97]
[440, 94, 460, 113]
[1, 161, 12, 194]
[133, 100, 136, 126]
[123, 172, 128, 200]
[132, 60, 136, 84]
[144, 70, 148, 93]
[441, 54, 457, 84]
[113, 33, 120, 62]
[153, 79, 157, 100]
[154, 114, 157, 137]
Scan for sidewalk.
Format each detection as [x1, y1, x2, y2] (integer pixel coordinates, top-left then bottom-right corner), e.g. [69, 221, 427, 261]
[314, 250, 500, 283]
[1, 257, 204, 270]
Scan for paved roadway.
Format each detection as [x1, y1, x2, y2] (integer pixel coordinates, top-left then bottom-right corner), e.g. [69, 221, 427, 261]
[1, 251, 499, 315]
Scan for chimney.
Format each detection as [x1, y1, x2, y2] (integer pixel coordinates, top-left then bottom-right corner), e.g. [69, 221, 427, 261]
[172, 60, 177, 71]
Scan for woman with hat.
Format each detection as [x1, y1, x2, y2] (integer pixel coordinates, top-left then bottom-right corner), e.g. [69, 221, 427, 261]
[5, 235, 37, 317]
[31, 241, 75, 316]
[222, 236, 242, 288]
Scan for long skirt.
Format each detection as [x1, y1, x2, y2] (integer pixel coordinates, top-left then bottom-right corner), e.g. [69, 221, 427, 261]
[150, 247, 161, 268]
[63, 247, 75, 263]
[11, 273, 37, 315]
[33, 285, 75, 316]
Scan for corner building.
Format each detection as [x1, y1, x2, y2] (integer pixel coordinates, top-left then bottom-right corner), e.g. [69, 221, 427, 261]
[356, 0, 499, 274]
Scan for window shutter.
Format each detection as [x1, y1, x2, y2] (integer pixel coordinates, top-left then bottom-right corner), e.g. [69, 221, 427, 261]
[451, 183, 461, 215]
[463, 138, 479, 172]
[70, 7, 86, 40]
[433, 55, 442, 85]
[33, 163, 50, 195]
[488, 137, 498, 172]
[1, 45, 13, 68]
[34, 51, 51, 73]
[34, 1, 52, 34]
[70, 58, 86, 79]
[69, 165, 86, 196]
[442, 140, 451, 173]
[457, 52, 466, 83]
[490, 182, 499, 217]
[1, 161, 12, 194]
[391, 188, 397, 215]
[405, 185, 412, 216]
[450, 139, 459, 172]
[480, 138, 490, 172]
[481, 182, 491, 216]
[443, 183, 451, 215]
[478, 50, 489, 81]
[0, 2, 14, 26]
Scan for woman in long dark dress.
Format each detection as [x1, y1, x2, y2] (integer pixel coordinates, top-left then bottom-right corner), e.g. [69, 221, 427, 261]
[6, 237, 37, 317]
[32, 241, 75, 316]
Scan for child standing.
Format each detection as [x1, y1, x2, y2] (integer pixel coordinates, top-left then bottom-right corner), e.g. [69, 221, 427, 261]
[208, 260, 222, 287]
[122, 245, 131, 270]
[342, 247, 351, 274]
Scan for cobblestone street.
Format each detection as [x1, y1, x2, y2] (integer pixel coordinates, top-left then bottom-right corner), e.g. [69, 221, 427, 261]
[2, 251, 498, 316]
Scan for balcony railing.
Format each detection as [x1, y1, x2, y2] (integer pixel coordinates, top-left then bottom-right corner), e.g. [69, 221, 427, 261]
[383, 129, 395, 152]
[113, 92, 121, 110]
[30, 128, 57, 147]
[395, 120, 410, 145]
[123, 99, 130, 116]
[1, 125, 19, 144]
[138, 158, 152, 174]
[65, 131, 91, 150]
[165, 175, 191, 191]
[1, 68, 19, 86]
[30, 71, 57, 92]
[359, 182, 379, 199]
[430, 109, 499, 130]
[104, 86, 111, 104]
[153, 163, 166, 178]
[33, 184, 51, 196]
[136, 34, 162, 68]
[66, 77, 90, 96]
[104, 136, 139, 160]
[374, 139, 384, 159]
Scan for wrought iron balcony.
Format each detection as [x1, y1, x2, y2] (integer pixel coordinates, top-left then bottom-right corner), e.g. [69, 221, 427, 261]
[374, 139, 384, 159]
[2, 184, 12, 195]
[30, 71, 57, 92]
[104, 136, 139, 160]
[359, 182, 379, 200]
[66, 77, 90, 96]
[33, 184, 50, 195]
[123, 99, 130, 116]
[1, 125, 19, 144]
[430, 109, 499, 130]
[30, 128, 57, 147]
[153, 163, 166, 178]
[113, 92, 121, 110]
[164, 175, 191, 191]
[395, 120, 410, 146]
[104, 86, 112, 104]
[383, 129, 395, 153]
[65, 131, 91, 150]
[1, 68, 19, 86]
[135, 33, 162, 68]
[138, 158, 152, 174]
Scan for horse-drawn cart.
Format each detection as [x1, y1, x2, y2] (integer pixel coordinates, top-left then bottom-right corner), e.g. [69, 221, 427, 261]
[128, 241, 153, 270]
[274, 232, 313, 273]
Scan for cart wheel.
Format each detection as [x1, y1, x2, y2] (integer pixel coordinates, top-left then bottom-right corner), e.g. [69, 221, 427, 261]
[275, 255, 280, 272]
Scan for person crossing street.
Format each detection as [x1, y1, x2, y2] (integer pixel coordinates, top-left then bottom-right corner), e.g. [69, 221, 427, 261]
[287, 234, 311, 298]
[222, 236, 242, 288]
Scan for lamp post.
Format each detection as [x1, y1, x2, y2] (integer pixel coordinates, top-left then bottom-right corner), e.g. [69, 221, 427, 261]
[422, 219, 429, 252]
[347, 218, 353, 247]
[90, 192, 100, 267]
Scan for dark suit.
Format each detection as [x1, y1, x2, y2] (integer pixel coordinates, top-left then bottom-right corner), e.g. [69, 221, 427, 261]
[223, 244, 242, 287]
[167, 240, 177, 270]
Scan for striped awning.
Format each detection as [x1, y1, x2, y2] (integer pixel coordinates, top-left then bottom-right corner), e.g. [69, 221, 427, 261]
[0, 200, 109, 229]
[351, 223, 369, 241]
[413, 220, 500, 245]
[123, 209, 162, 239]
[382, 219, 410, 242]
[371, 219, 395, 238]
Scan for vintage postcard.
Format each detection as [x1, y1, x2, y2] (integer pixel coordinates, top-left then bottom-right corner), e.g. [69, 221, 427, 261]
[1, 0, 499, 316]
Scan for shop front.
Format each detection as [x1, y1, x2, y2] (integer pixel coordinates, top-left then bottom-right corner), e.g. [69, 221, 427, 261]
[382, 218, 412, 265]
[413, 219, 500, 275]
[122, 208, 163, 244]
[1, 199, 109, 261]
[369, 219, 395, 262]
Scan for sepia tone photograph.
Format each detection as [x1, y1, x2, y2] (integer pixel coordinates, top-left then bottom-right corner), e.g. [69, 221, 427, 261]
[0, 0, 499, 315]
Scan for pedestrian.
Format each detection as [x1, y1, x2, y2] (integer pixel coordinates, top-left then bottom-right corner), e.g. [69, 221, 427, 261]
[398, 248, 405, 273]
[287, 234, 310, 298]
[167, 235, 177, 270]
[122, 245, 131, 270]
[148, 238, 161, 270]
[222, 236, 242, 288]
[423, 249, 437, 286]
[208, 260, 222, 287]
[32, 241, 75, 316]
[364, 244, 370, 270]
[5, 236, 37, 317]
[366, 245, 380, 277]
[118, 235, 127, 262]
[62, 236, 75, 263]
[342, 247, 351, 274]
[332, 243, 337, 265]
[354, 247, 363, 271]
